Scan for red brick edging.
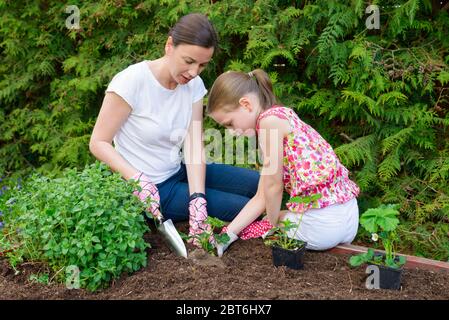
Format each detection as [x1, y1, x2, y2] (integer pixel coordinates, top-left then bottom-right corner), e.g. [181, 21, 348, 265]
[328, 244, 449, 273]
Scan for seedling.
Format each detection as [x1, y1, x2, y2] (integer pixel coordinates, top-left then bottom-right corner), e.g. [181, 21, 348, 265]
[180, 216, 230, 256]
[263, 193, 322, 250]
[263, 218, 305, 250]
[349, 204, 406, 269]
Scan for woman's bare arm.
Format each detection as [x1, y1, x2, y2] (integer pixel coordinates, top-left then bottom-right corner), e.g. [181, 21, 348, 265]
[89, 92, 137, 180]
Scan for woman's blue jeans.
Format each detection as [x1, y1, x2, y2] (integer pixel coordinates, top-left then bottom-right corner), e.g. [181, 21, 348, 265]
[156, 163, 260, 222]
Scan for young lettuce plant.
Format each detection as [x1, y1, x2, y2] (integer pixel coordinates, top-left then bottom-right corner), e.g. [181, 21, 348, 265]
[349, 204, 406, 269]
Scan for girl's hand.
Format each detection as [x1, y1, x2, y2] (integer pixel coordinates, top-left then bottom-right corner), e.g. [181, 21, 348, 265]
[238, 220, 274, 240]
[216, 226, 239, 257]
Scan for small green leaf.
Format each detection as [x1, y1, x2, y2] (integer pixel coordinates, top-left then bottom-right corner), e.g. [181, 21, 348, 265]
[349, 254, 366, 267]
[215, 233, 230, 245]
[398, 255, 406, 265]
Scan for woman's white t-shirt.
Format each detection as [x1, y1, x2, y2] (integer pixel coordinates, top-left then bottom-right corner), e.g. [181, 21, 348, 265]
[106, 61, 207, 184]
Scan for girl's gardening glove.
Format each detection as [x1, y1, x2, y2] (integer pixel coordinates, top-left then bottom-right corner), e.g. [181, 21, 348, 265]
[131, 171, 163, 222]
[216, 226, 239, 257]
[239, 220, 274, 240]
[188, 193, 215, 248]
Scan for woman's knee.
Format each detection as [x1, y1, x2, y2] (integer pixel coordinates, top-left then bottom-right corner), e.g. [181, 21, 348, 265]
[207, 190, 252, 221]
[206, 163, 259, 197]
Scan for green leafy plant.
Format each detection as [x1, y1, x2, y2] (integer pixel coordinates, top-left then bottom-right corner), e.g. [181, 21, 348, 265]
[349, 204, 406, 269]
[264, 194, 322, 250]
[180, 216, 230, 255]
[29, 273, 50, 285]
[0, 161, 150, 291]
[263, 218, 305, 250]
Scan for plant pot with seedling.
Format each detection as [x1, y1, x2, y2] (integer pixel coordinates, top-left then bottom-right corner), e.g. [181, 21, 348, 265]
[349, 204, 406, 290]
[263, 194, 322, 270]
[264, 218, 307, 270]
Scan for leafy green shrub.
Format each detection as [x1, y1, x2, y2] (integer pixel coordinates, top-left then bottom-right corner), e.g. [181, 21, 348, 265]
[0, 162, 150, 291]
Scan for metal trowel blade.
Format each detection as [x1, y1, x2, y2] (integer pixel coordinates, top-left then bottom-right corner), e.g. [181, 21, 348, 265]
[157, 219, 188, 258]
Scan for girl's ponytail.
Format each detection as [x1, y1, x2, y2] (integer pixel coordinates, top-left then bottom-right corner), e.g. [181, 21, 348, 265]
[250, 69, 276, 111]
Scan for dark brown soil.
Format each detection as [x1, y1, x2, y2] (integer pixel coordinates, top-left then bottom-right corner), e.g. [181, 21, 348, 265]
[1, 222, 448, 300]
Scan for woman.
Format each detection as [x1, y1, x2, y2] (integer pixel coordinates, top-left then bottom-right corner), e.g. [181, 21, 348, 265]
[89, 13, 259, 247]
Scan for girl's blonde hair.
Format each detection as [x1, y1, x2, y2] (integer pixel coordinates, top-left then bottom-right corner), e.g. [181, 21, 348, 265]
[206, 69, 277, 114]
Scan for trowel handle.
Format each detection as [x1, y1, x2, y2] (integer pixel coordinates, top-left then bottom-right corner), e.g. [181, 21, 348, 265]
[155, 214, 164, 225]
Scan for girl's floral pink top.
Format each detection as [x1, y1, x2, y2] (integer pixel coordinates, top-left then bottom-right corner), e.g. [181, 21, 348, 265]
[256, 105, 360, 213]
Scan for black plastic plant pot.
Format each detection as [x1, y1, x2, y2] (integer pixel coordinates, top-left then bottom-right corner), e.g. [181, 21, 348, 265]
[271, 242, 307, 270]
[368, 262, 403, 290]
[371, 252, 404, 290]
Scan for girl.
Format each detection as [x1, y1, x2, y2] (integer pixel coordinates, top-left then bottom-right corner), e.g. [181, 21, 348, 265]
[206, 69, 360, 256]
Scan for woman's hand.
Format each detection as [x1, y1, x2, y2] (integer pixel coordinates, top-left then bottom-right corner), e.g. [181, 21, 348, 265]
[188, 194, 214, 247]
[131, 172, 163, 221]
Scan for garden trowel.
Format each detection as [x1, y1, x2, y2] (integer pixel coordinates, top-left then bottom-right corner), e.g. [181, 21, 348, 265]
[156, 217, 188, 258]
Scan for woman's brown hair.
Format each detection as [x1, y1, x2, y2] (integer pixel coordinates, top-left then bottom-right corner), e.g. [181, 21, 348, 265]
[169, 13, 218, 50]
[207, 69, 277, 114]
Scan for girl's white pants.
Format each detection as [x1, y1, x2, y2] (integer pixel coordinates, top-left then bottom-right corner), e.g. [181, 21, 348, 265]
[281, 198, 359, 251]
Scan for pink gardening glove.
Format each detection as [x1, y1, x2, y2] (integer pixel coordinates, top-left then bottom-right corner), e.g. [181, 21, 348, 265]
[131, 172, 163, 221]
[239, 220, 274, 240]
[188, 193, 214, 247]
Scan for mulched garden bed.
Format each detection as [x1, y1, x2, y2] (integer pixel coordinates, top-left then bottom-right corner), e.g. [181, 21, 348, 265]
[1, 222, 448, 300]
